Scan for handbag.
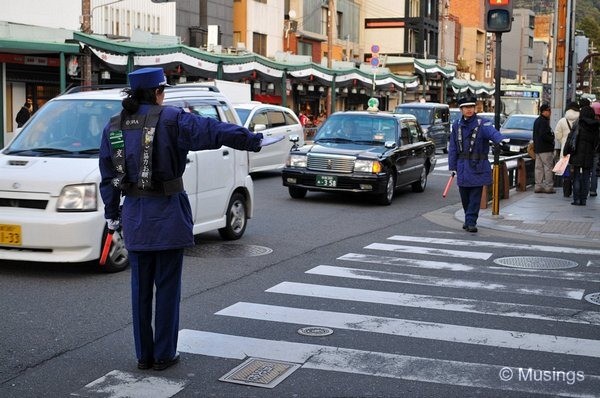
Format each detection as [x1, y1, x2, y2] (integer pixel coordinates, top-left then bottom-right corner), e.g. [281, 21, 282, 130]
[527, 141, 535, 159]
[552, 154, 570, 176]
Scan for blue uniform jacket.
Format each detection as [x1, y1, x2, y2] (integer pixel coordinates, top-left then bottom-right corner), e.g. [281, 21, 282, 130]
[448, 115, 505, 187]
[99, 104, 263, 251]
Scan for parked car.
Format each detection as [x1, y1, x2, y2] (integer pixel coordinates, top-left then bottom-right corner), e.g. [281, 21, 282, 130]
[395, 102, 450, 153]
[0, 84, 256, 272]
[498, 114, 537, 155]
[234, 103, 304, 173]
[281, 111, 436, 205]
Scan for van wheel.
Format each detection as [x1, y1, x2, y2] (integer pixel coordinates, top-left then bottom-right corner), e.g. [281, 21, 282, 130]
[218, 192, 247, 240]
[289, 186, 307, 199]
[97, 229, 129, 273]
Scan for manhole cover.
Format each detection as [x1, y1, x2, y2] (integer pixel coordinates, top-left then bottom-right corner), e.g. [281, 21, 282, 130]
[584, 292, 600, 306]
[219, 358, 300, 388]
[297, 326, 334, 337]
[493, 256, 578, 270]
[185, 243, 272, 258]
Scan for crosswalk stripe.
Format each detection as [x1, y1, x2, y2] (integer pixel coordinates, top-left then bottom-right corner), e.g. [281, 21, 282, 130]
[215, 302, 600, 358]
[306, 265, 585, 300]
[364, 243, 492, 260]
[266, 282, 600, 326]
[339, 253, 600, 282]
[177, 330, 600, 397]
[387, 235, 600, 256]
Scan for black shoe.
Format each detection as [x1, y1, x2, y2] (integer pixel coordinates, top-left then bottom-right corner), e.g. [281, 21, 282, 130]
[571, 201, 580, 205]
[462, 224, 467, 230]
[137, 360, 153, 370]
[153, 353, 180, 371]
[590, 192, 597, 197]
[465, 225, 478, 233]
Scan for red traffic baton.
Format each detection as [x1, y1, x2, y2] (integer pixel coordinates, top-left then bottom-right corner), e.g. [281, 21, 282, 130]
[99, 230, 114, 265]
[442, 172, 456, 198]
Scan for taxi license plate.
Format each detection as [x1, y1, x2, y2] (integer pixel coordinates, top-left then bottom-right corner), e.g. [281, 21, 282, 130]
[316, 175, 337, 187]
[509, 145, 521, 152]
[0, 224, 22, 246]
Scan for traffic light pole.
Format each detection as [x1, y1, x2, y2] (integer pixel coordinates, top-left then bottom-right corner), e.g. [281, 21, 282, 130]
[492, 32, 502, 216]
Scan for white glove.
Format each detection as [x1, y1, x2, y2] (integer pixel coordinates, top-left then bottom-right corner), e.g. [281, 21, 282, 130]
[260, 136, 285, 147]
[106, 219, 120, 231]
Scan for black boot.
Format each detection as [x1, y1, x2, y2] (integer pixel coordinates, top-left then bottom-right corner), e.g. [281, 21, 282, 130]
[563, 177, 572, 197]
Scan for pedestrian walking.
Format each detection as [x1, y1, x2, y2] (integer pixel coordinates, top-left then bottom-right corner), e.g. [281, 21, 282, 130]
[589, 101, 600, 196]
[98, 67, 281, 371]
[533, 104, 556, 193]
[554, 101, 579, 197]
[564, 102, 600, 205]
[448, 96, 505, 233]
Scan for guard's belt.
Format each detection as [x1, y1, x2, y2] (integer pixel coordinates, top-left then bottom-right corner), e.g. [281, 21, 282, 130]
[122, 177, 184, 197]
[458, 153, 488, 160]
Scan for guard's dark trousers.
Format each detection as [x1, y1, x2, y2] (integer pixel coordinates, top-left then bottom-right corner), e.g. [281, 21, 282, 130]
[130, 249, 183, 363]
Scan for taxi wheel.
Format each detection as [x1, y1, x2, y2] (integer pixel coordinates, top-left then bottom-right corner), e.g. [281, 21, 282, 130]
[97, 229, 129, 273]
[218, 192, 247, 240]
[289, 186, 307, 199]
[376, 173, 395, 206]
[411, 167, 428, 192]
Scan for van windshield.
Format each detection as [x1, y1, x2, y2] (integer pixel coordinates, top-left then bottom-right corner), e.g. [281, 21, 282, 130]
[396, 106, 432, 126]
[6, 99, 121, 156]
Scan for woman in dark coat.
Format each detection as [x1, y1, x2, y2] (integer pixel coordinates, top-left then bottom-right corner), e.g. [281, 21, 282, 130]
[565, 105, 600, 205]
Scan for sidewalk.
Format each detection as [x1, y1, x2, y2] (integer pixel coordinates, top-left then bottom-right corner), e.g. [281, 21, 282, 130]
[458, 188, 600, 244]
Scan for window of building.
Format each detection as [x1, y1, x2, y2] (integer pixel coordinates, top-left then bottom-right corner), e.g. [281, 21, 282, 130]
[254, 0, 267, 3]
[298, 41, 313, 57]
[252, 32, 267, 56]
[337, 11, 343, 39]
[321, 7, 328, 35]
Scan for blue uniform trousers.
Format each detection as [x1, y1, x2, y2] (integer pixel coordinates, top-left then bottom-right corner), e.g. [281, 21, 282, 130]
[129, 249, 183, 363]
[458, 186, 483, 227]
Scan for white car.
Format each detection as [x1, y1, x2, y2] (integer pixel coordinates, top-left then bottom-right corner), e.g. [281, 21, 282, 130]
[0, 84, 255, 272]
[234, 103, 304, 172]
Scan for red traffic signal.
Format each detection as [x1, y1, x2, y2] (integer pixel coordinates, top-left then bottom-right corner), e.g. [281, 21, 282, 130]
[485, 0, 513, 33]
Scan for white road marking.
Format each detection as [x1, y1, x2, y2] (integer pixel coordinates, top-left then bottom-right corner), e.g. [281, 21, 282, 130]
[306, 265, 585, 300]
[387, 235, 600, 256]
[266, 282, 600, 325]
[215, 302, 600, 358]
[364, 243, 492, 260]
[177, 330, 600, 398]
[72, 370, 187, 398]
[339, 253, 600, 282]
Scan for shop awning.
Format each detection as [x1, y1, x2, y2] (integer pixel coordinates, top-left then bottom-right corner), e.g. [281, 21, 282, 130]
[449, 78, 495, 95]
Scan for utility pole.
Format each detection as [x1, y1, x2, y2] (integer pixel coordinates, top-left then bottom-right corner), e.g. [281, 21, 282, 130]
[326, 0, 335, 116]
[81, 0, 92, 86]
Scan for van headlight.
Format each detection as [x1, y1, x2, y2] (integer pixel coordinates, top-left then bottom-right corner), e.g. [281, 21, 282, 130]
[57, 184, 97, 211]
[354, 159, 382, 173]
[287, 154, 307, 168]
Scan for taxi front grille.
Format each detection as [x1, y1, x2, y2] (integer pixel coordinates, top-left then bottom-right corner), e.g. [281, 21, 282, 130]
[307, 154, 355, 173]
[0, 198, 48, 209]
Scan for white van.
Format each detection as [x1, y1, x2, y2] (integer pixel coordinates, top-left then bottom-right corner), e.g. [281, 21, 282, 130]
[0, 85, 255, 272]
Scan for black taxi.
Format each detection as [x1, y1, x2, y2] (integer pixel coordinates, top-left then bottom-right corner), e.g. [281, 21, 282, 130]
[281, 110, 436, 205]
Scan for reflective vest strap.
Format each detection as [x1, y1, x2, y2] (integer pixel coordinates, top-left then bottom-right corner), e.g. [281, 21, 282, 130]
[108, 112, 127, 190]
[137, 106, 163, 190]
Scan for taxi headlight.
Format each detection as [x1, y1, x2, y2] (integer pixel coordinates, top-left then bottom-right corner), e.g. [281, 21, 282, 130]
[57, 184, 97, 211]
[354, 159, 382, 173]
[287, 154, 307, 168]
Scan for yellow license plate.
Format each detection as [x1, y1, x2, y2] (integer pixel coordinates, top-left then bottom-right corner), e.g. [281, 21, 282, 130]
[0, 224, 22, 246]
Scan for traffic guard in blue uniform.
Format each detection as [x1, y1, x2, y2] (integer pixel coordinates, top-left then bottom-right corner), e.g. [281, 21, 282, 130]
[448, 96, 505, 233]
[99, 67, 279, 370]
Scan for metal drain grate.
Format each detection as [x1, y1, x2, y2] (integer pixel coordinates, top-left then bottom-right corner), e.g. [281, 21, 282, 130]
[185, 243, 273, 258]
[493, 256, 578, 270]
[219, 358, 300, 388]
[298, 326, 334, 337]
[584, 292, 600, 306]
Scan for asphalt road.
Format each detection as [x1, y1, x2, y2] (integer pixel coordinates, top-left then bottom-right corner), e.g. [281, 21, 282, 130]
[1, 159, 599, 398]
